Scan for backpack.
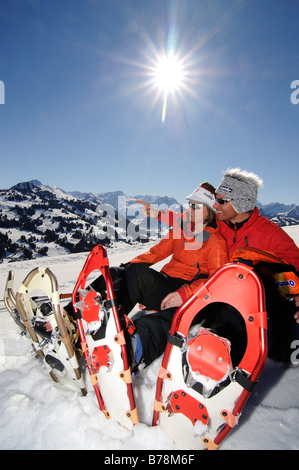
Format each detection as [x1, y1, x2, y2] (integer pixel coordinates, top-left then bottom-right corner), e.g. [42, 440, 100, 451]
[230, 247, 299, 298]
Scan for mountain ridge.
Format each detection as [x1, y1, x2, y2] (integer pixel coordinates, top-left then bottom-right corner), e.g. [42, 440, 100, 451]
[0, 179, 298, 262]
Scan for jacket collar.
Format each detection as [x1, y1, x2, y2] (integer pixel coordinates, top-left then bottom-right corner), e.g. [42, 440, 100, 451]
[217, 207, 259, 232]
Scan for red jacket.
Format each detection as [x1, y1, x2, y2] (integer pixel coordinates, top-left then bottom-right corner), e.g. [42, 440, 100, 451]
[130, 224, 228, 302]
[216, 207, 299, 271]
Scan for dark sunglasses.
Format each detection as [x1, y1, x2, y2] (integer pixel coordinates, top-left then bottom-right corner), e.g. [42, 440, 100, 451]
[215, 197, 232, 205]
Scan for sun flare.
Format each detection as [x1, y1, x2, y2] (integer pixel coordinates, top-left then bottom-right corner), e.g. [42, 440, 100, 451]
[151, 51, 187, 122]
[154, 52, 185, 94]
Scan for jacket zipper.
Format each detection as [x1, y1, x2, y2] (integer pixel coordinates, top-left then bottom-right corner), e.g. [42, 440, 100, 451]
[233, 224, 237, 243]
[230, 223, 249, 246]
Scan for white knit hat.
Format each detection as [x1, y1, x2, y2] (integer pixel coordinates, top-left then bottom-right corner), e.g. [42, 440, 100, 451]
[185, 185, 217, 213]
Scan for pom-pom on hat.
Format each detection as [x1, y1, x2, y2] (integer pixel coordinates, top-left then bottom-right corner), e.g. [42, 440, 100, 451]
[216, 168, 263, 213]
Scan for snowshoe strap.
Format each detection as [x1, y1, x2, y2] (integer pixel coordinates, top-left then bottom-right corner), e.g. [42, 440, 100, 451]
[103, 298, 118, 309]
[232, 369, 257, 393]
[122, 315, 136, 336]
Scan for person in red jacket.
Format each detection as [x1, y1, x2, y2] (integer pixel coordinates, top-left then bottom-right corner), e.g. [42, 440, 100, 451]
[213, 168, 299, 361]
[214, 168, 299, 270]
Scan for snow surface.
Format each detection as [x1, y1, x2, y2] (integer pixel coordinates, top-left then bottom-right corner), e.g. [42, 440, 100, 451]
[0, 228, 298, 451]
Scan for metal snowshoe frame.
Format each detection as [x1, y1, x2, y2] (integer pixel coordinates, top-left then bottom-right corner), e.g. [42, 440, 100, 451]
[14, 266, 87, 395]
[153, 262, 268, 450]
[71, 244, 138, 428]
[4, 270, 16, 312]
[4, 270, 27, 335]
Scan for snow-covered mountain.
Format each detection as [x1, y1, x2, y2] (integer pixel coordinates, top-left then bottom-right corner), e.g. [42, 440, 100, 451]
[0, 179, 298, 263]
[0, 180, 176, 262]
[257, 202, 299, 226]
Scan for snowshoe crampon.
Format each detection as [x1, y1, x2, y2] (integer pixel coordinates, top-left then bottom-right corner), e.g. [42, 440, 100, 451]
[72, 244, 138, 429]
[153, 262, 268, 450]
[7, 267, 87, 395]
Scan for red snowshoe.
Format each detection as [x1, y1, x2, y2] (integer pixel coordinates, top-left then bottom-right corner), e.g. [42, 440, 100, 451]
[152, 262, 268, 449]
[71, 245, 138, 429]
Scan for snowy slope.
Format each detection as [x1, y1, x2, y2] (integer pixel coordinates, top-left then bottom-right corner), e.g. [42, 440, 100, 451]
[0, 228, 298, 450]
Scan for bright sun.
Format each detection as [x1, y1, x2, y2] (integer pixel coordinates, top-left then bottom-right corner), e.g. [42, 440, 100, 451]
[151, 52, 186, 122]
[154, 53, 185, 94]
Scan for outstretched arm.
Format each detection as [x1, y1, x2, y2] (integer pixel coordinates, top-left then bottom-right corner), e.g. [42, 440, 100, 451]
[135, 200, 160, 219]
[136, 200, 177, 226]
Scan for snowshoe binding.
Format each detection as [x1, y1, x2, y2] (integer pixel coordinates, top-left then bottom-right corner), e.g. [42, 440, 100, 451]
[71, 244, 138, 429]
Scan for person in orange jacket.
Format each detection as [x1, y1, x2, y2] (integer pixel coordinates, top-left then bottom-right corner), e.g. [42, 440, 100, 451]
[130, 183, 228, 310]
[89, 182, 228, 315]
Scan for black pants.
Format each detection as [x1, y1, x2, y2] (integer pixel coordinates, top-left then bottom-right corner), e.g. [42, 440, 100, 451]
[132, 303, 248, 369]
[78, 264, 251, 368]
[132, 308, 177, 368]
[90, 263, 186, 315]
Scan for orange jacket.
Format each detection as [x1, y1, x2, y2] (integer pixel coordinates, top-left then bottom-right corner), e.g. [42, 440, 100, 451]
[130, 224, 228, 302]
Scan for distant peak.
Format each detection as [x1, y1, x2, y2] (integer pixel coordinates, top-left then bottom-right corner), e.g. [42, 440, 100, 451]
[10, 180, 42, 191]
[29, 179, 43, 187]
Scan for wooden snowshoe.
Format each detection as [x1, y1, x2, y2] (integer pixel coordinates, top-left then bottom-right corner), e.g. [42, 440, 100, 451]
[4, 267, 87, 395]
[153, 262, 268, 450]
[72, 244, 138, 429]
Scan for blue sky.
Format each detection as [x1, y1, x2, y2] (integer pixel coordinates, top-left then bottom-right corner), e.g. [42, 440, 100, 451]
[0, 0, 298, 205]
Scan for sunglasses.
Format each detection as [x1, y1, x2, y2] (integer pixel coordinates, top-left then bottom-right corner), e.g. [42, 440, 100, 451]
[215, 197, 232, 205]
[188, 202, 204, 211]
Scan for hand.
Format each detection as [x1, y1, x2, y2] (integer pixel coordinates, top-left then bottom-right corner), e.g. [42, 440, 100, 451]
[295, 295, 299, 324]
[161, 292, 183, 310]
[136, 200, 160, 219]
